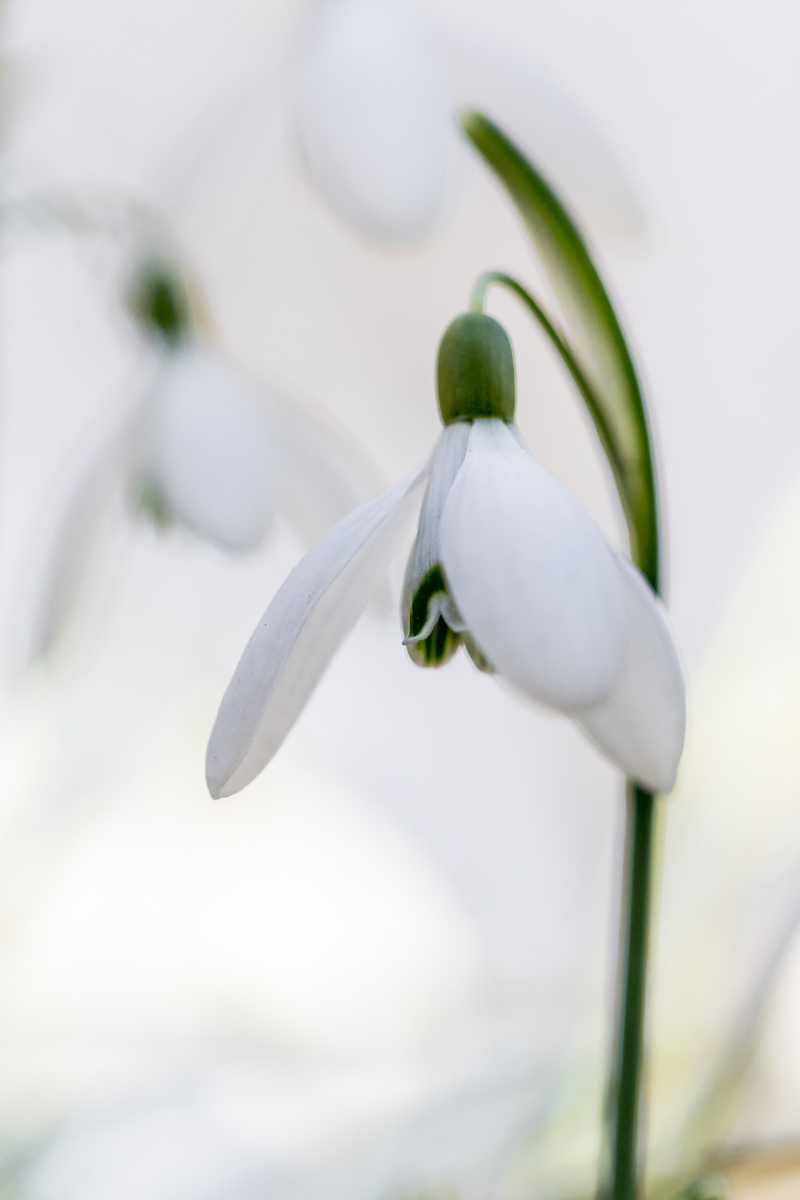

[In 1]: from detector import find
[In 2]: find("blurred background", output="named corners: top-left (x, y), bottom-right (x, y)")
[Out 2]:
top-left (1, 0), bottom-right (800, 1197)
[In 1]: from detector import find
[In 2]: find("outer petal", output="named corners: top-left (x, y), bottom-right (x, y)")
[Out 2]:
top-left (141, 345), bottom-right (276, 553)
top-left (293, 0), bottom-right (451, 241)
top-left (574, 554), bottom-right (686, 792)
top-left (440, 420), bottom-right (627, 710)
top-left (207, 464), bottom-right (429, 798)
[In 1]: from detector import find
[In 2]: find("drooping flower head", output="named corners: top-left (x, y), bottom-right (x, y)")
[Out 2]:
top-left (27, 254), bottom-right (382, 660)
top-left (125, 256), bottom-right (280, 551)
top-left (291, 0), bottom-right (644, 241)
top-left (206, 312), bottom-right (685, 799)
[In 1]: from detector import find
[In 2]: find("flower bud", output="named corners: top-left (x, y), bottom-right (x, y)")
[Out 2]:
top-left (436, 313), bottom-right (516, 425)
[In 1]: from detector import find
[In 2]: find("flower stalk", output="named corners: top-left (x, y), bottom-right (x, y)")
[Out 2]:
top-left (474, 267), bottom-right (663, 1200)
top-left (461, 116), bottom-right (674, 1199)
top-left (607, 783), bottom-right (658, 1200)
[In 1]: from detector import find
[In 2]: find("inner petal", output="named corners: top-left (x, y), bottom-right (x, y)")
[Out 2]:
top-left (402, 421), bottom-right (471, 625)
top-left (404, 581), bottom-right (467, 644)
top-left (403, 563), bottom-right (464, 668)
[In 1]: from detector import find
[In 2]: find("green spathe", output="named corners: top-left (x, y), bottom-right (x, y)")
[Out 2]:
top-left (127, 260), bottom-right (191, 347)
top-left (437, 313), bottom-right (515, 425)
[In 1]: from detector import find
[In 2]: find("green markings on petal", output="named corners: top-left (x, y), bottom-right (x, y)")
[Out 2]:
top-left (127, 259), bottom-right (192, 348)
top-left (134, 476), bottom-right (174, 530)
top-left (463, 633), bottom-right (495, 674)
top-left (408, 565), bottom-right (446, 637)
top-left (437, 313), bottom-right (516, 426)
top-left (405, 564), bottom-right (462, 668)
top-left (460, 111), bottom-right (660, 592)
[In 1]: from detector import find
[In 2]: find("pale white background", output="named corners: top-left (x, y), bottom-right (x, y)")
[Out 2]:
top-left (1, 2), bottom-right (800, 1198)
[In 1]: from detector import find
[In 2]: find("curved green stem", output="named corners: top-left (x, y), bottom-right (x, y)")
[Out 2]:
top-left (472, 267), bottom-right (660, 1200)
top-left (471, 271), bottom-right (621, 525)
top-left (462, 112), bottom-right (659, 591)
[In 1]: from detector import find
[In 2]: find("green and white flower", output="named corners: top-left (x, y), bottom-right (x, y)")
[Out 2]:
top-left (207, 312), bottom-right (684, 799)
top-left (28, 259), bottom-right (379, 658)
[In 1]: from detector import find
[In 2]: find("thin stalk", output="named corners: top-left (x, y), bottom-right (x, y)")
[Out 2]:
top-left (473, 268), bottom-right (662, 1199)
top-left (469, 272), bottom-right (622, 544)
top-left (607, 784), bottom-right (658, 1200)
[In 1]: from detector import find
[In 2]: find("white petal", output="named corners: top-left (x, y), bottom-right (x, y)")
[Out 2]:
top-left (141, 345), bottom-right (276, 553)
top-left (575, 554), bottom-right (686, 792)
top-left (440, 420), bottom-right (627, 709)
top-left (26, 424), bottom-right (131, 662)
top-left (293, 0), bottom-right (452, 241)
top-left (206, 464), bottom-right (429, 798)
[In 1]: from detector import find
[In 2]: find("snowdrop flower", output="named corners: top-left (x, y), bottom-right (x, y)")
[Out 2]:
top-left (207, 311), bottom-right (685, 799)
top-left (289, 0), bottom-right (643, 241)
top-left (29, 258), bottom-right (381, 658)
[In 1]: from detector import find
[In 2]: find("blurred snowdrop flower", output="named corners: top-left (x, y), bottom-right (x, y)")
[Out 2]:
top-left (638, 472), bottom-right (800, 1167)
top-left (30, 257), bottom-right (382, 659)
top-left (207, 312), bottom-right (684, 799)
top-left (133, 343), bottom-right (278, 553)
top-left (293, 0), bottom-right (451, 241)
top-left (290, 0), bottom-right (643, 242)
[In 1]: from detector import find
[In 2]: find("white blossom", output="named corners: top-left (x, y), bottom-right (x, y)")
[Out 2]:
top-left (291, 0), bottom-right (644, 241)
top-left (207, 415), bottom-right (684, 799)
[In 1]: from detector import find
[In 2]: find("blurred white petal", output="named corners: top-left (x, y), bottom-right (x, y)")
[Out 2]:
top-left (440, 419), bottom-right (627, 709)
top-left (142, 345), bottom-right (386, 560)
top-left (140, 345), bottom-right (276, 553)
top-left (24, 1098), bottom-right (254, 1200)
top-left (647, 474), bottom-right (800, 1157)
top-left (26, 429), bottom-right (131, 663)
top-left (268, 388), bottom-right (386, 548)
top-left (293, 0), bottom-right (452, 241)
top-left (207, 464), bottom-right (429, 798)
top-left (437, 24), bottom-right (645, 236)
top-left (575, 554), bottom-right (686, 792)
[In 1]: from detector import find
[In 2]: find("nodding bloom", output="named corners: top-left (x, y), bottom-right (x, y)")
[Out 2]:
top-left (29, 259), bottom-right (378, 659)
top-left (206, 312), bottom-right (685, 799)
top-left (126, 261), bottom-right (377, 555)
top-left (291, 0), bottom-right (644, 241)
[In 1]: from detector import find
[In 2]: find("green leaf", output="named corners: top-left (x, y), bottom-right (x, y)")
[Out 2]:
top-left (461, 111), bottom-right (660, 592)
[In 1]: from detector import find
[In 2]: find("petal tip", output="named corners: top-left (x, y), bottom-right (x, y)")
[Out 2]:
top-left (205, 769), bottom-right (225, 801)
top-left (205, 745), bottom-right (236, 800)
